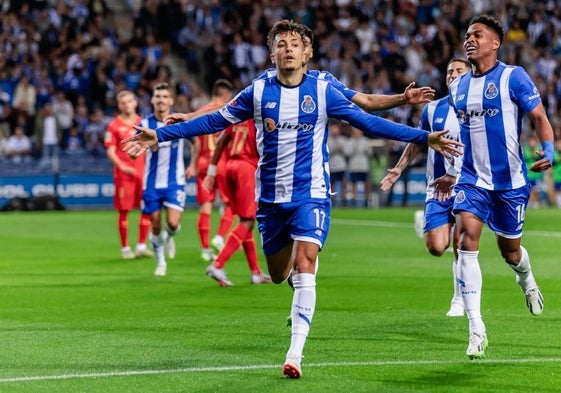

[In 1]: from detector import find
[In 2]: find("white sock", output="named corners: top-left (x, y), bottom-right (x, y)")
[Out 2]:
top-left (451, 259), bottom-right (463, 305)
top-left (135, 243), bottom-right (147, 252)
top-left (287, 273), bottom-right (316, 360)
top-left (457, 249), bottom-right (485, 334)
top-left (150, 233), bottom-right (166, 265)
top-left (510, 246), bottom-right (537, 291)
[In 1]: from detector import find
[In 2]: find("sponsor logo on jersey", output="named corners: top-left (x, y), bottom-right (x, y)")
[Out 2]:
top-left (265, 102), bottom-right (277, 109)
top-left (263, 118), bottom-right (315, 132)
top-left (301, 95), bottom-right (316, 113)
top-left (456, 108), bottom-right (500, 123)
top-left (435, 117), bottom-right (444, 124)
top-left (484, 82), bottom-right (498, 99)
top-left (528, 87), bottom-right (540, 101)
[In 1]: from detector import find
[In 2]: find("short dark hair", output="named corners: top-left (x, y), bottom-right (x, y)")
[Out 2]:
top-left (266, 20), bottom-right (305, 52)
top-left (211, 78), bottom-right (234, 97)
top-left (469, 15), bottom-right (504, 44)
top-left (448, 57), bottom-right (472, 69)
top-left (153, 82), bottom-right (173, 97)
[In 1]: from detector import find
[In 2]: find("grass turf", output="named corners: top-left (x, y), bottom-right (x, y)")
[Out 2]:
top-left (0, 207), bottom-right (560, 392)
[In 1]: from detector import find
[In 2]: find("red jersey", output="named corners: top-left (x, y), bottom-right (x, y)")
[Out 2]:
top-left (226, 119), bottom-right (258, 167)
top-left (104, 115), bottom-right (144, 179)
top-left (195, 102), bottom-right (225, 173)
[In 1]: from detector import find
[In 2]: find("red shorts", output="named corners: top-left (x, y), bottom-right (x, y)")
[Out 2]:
top-left (196, 157), bottom-right (231, 205)
top-left (226, 159), bottom-right (257, 219)
top-left (114, 175), bottom-right (143, 211)
top-left (196, 172), bottom-right (216, 204)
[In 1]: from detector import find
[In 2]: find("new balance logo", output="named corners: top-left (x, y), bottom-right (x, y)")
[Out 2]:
top-left (265, 102), bottom-right (277, 109)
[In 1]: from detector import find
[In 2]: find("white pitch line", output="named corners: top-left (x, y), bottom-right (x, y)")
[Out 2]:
top-left (2, 358), bottom-right (561, 384)
top-left (331, 218), bottom-right (561, 237)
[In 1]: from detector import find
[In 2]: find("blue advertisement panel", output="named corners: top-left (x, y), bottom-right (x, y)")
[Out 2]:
top-left (0, 175), bottom-right (50, 203)
top-left (0, 175), bottom-right (198, 210)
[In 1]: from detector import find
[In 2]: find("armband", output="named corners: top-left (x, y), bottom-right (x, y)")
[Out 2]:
top-left (542, 141), bottom-right (554, 165)
top-left (207, 164), bottom-right (217, 177)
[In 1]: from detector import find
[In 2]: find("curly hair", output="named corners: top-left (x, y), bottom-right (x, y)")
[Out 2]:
top-left (469, 15), bottom-right (504, 44)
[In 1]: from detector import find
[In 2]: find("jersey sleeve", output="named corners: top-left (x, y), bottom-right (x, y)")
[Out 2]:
top-left (510, 66), bottom-right (541, 113)
top-left (325, 84), bottom-right (428, 144)
top-left (322, 71), bottom-right (358, 101)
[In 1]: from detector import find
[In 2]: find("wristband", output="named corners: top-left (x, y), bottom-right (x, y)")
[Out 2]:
top-left (207, 164), bottom-right (217, 176)
top-left (541, 141), bottom-right (554, 165)
top-left (445, 158), bottom-right (458, 177)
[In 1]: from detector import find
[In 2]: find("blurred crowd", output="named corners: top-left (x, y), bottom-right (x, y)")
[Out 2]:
top-left (0, 0), bottom-right (560, 205)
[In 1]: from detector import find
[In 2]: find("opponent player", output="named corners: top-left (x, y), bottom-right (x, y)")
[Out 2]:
top-left (202, 119), bottom-right (272, 286)
top-left (193, 79), bottom-right (236, 262)
top-left (104, 89), bottom-right (152, 259)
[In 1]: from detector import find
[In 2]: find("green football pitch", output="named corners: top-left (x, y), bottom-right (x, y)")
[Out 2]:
top-left (1, 207), bottom-right (560, 392)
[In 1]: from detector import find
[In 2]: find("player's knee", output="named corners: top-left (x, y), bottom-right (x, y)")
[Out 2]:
top-left (426, 239), bottom-right (447, 257)
top-left (427, 246), bottom-right (445, 257)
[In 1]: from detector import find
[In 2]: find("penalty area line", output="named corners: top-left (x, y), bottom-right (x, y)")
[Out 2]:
top-left (2, 358), bottom-right (561, 383)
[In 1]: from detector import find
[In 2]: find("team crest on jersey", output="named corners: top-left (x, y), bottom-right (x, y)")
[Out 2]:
top-left (484, 82), bottom-right (498, 99)
top-left (301, 95), bottom-right (316, 113)
top-left (455, 190), bottom-right (465, 204)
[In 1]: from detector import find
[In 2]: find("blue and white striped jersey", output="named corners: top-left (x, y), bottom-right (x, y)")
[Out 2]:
top-left (157, 74), bottom-right (428, 203)
top-left (419, 96), bottom-right (462, 200)
top-left (449, 61), bottom-right (541, 190)
top-left (141, 114), bottom-right (186, 190)
top-left (257, 68), bottom-right (358, 101)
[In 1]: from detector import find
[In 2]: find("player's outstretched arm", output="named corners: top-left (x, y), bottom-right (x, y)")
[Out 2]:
top-left (122, 124), bottom-right (158, 157)
top-left (164, 105), bottom-right (222, 125)
top-left (427, 130), bottom-right (463, 159)
top-left (403, 82), bottom-right (436, 105)
top-left (380, 143), bottom-right (422, 191)
top-left (352, 82), bottom-right (435, 112)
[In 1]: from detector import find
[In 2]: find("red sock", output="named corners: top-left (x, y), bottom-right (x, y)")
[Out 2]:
top-left (138, 213), bottom-right (151, 244)
top-left (242, 230), bottom-right (260, 275)
top-left (217, 205), bottom-right (235, 237)
top-left (198, 212), bottom-right (211, 248)
top-left (214, 223), bottom-right (249, 269)
top-left (118, 210), bottom-right (128, 247)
